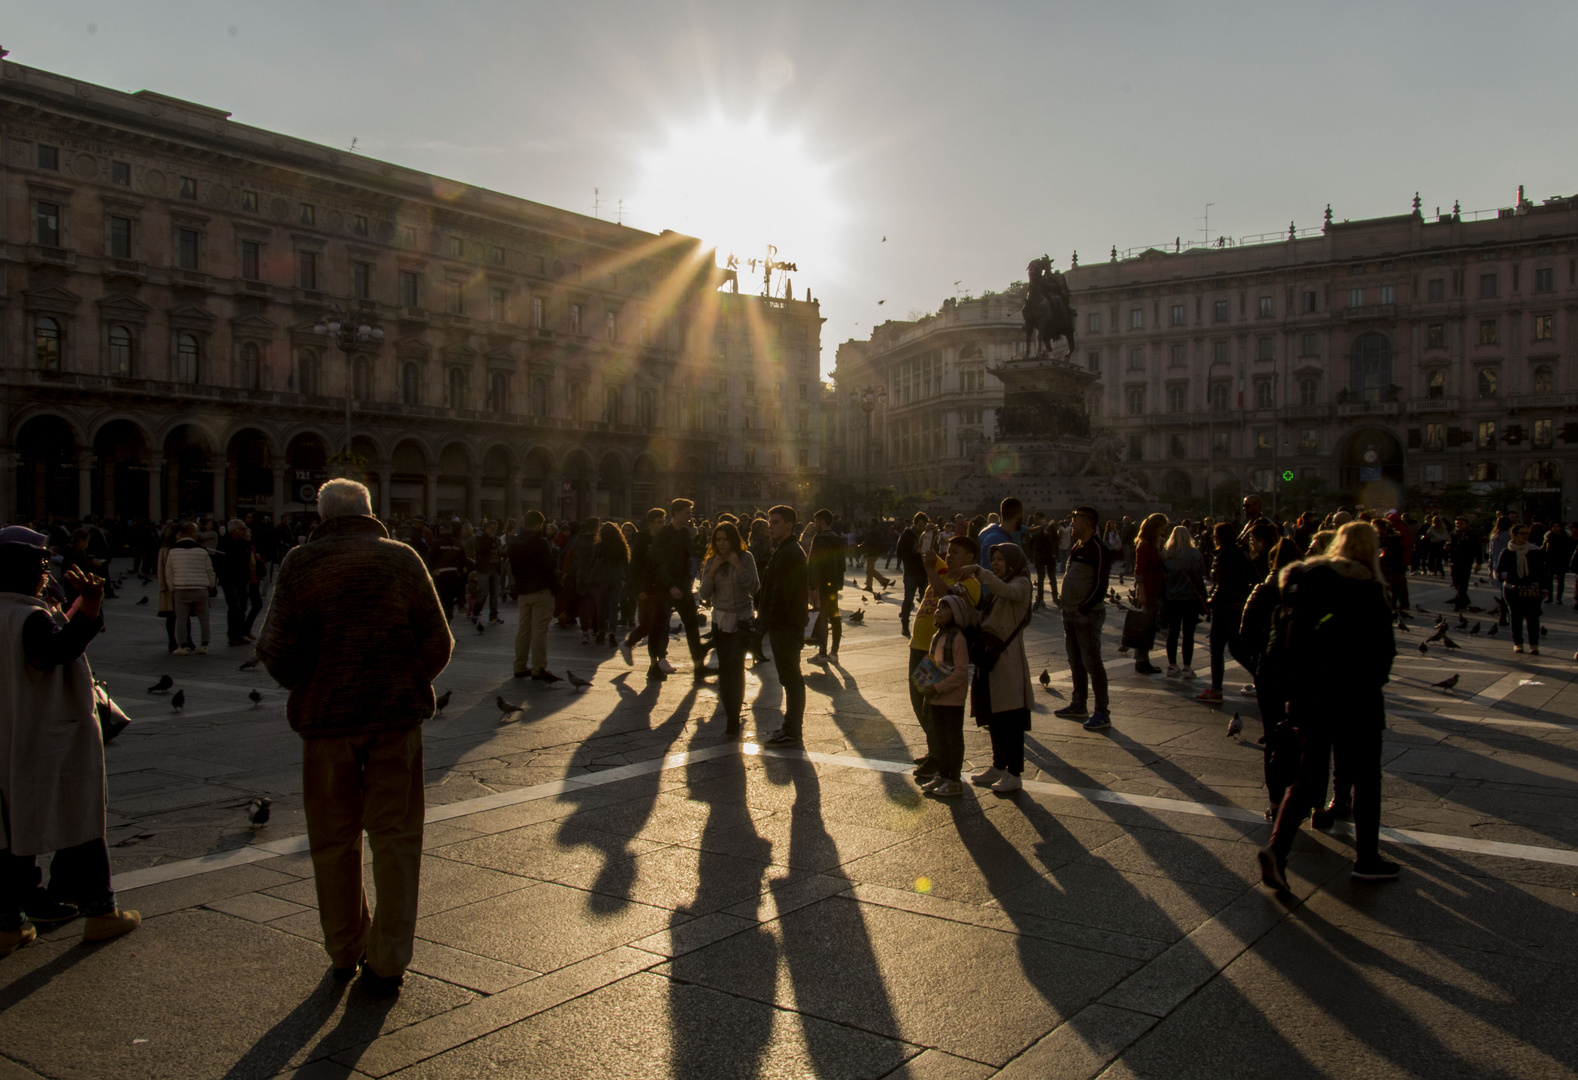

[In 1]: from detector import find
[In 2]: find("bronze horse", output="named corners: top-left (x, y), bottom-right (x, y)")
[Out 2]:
top-left (1022, 256), bottom-right (1076, 357)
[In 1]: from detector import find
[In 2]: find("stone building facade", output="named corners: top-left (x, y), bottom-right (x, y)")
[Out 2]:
top-left (1, 57), bottom-right (825, 525)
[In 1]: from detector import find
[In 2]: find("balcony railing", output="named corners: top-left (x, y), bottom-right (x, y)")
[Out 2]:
top-left (1508, 391), bottom-right (1578, 410)
top-left (1278, 404), bottom-right (1333, 420)
top-left (1407, 396), bottom-right (1463, 414)
top-left (1342, 303), bottom-right (1397, 322)
top-left (1336, 400), bottom-right (1400, 417)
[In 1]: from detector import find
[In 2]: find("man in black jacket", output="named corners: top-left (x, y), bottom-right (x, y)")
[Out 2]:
top-left (808, 509), bottom-right (846, 662)
top-left (508, 511), bottom-right (561, 680)
top-left (216, 519), bottom-right (257, 647)
top-left (1447, 516), bottom-right (1483, 612)
top-left (620, 508), bottom-right (666, 666)
top-left (897, 512), bottom-right (927, 638)
top-left (760, 505), bottom-right (808, 745)
top-left (1053, 505), bottom-right (1114, 729)
top-left (648, 498), bottom-right (708, 682)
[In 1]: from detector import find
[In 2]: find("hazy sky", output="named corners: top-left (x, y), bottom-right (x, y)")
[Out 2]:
top-left (11, 1), bottom-right (1578, 373)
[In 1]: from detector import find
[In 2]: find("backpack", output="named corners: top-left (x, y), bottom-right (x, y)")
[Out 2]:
top-left (1259, 565), bottom-right (1345, 702)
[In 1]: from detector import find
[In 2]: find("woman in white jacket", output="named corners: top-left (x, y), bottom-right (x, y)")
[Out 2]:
top-left (164, 522), bottom-right (217, 654)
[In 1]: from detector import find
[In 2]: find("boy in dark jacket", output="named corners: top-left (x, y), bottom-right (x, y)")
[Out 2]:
top-left (760, 505), bottom-right (808, 745)
top-left (808, 509), bottom-right (846, 662)
top-left (507, 511), bottom-right (561, 680)
top-left (648, 498), bottom-right (708, 682)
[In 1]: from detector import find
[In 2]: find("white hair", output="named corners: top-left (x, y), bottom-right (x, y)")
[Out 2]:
top-left (317, 478), bottom-right (373, 519)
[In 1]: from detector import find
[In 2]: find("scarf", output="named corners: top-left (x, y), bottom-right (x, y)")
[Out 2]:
top-left (1508, 540), bottom-right (1531, 580)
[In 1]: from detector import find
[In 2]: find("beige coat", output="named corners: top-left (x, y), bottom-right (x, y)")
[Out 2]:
top-left (974, 568), bottom-right (1035, 718)
top-left (0, 594), bottom-right (105, 854)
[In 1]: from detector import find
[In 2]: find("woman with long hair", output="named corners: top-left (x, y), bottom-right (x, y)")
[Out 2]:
top-left (1259, 521), bottom-right (1398, 889)
top-left (1130, 513), bottom-right (1169, 675)
top-left (698, 520), bottom-right (760, 739)
top-left (590, 522), bottom-right (630, 648)
top-left (1161, 525), bottom-right (1206, 679)
top-left (965, 543), bottom-right (1036, 793)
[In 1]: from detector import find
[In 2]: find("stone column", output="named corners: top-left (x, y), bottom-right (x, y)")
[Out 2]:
top-left (504, 472), bottom-right (519, 521)
top-left (378, 466), bottom-right (392, 520)
top-left (271, 463), bottom-right (287, 519)
top-left (469, 469), bottom-right (483, 523)
top-left (425, 470), bottom-right (440, 520)
top-left (77, 451), bottom-right (96, 519)
top-left (211, 457), bottom-right (228, 521)
top-left (0, 451), bottom-right (18, 523)
top-left (147, 455), bottom-right (166, 522)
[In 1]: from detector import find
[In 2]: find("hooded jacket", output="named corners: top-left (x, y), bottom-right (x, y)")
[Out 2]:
top-left (1274, 555), bottom-right (1395, 718)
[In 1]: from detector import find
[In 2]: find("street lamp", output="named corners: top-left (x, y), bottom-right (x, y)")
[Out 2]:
top-left (847, 384), bottom-right (887, 509)
top-left (313, 308), bottom-right (385, 455)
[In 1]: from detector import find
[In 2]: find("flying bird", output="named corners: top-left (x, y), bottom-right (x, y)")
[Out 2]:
top-left (877, 299), bottom-right (886, 305)
top-left (1432, 673), bottom-right (1460, 692)
top-left (147, 675), bottom-right (173, 694)
top-left (1470, 622), bottom-right (1482, 636)
top-left (567, 670), bottom-right (593, 692)
top-left (1039, 668), bottom-right (1051, 690)
top-left (882, 235), bottom-right (887, 242)
top-left (239, 656), bottom-right (260, 670)
top-left (1226, 712), bottom-right (1243, 738)
top-left (248, 689), bottom-right (263, 707)
top-left (245, 797), bottom-right (271, 827)
top-left (171, 689), bottom-right (186, 711)
top-left (136, 595), bottom-right (149, 606)
top-left (496, 695), bottom-right (521, 719)
top-left (434, 689), bottom-right (452, 712)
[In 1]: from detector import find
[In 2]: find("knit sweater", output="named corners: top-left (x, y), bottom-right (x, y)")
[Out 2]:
top-left (164, 540), bottom-right (216, 591)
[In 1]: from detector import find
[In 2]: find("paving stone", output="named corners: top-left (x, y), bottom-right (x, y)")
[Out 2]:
top-left (406, 938), bottom-right (539, 995)
top-left (992, 861), bottom-right (1244, 946)
top-left (995, 1003), bottom-right (1158, 1080)
top-left (206, 891), bottom-right (311, 924)
top-left (262, 851), bottom-right (534, 916)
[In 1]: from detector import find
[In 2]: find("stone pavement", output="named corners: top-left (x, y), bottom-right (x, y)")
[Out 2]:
top-left (3, 566), bottom-right (1578, 1079)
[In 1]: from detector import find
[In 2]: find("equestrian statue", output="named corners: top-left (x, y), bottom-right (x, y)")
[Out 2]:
top-left (1022, 255), bottom-right (1076, 358)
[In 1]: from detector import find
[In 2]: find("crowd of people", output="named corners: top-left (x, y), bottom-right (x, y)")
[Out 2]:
top-left (0, 482), bottom-right (1561, 993)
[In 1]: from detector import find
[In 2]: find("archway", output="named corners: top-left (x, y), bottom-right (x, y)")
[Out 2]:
top-left (561, 450), bottom-right (592, 521)
top-left (1338, 428), bottom-right (1404, 489)
top-left (520, 447), bottom-right (553, 516)
top-left (285, 432), bottom-right (328, 510)
top-left (228, 428), bottom-right (274, 515)
top-left (163, 425), bottom-right (216, 520)
top-left (15, 415), bottom-right (78, 521)
top-left (93, 420), bottom-right (150, 521)
top-left (597, 452), bottom-right (626, 519)
top-left (481, 445), bottom-right (513, 521)
top-left (389, 440), bottom-right (428, 520)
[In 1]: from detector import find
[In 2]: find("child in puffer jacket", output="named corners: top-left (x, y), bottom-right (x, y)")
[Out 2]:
top-left (918, 592), bottom-right (973, 797)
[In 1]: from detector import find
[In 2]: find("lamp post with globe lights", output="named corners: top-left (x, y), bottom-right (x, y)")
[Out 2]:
top-left (312, 308), bottom-right (384, 458)
top-left (848, 384), bottom-right (887, 510)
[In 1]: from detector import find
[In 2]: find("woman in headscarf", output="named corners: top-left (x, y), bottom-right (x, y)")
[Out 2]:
top-left (964, 543), bottom-right (1036, 793)
top-left (0, 528), bottom-right (140, 955)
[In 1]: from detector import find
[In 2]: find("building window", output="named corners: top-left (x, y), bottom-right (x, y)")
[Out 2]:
top-left (353, 215), bottom-right (368, 237)
top-left (1478, 319), bottom-right (1499, 345)
top-left (1349, 331), bottom-right (1392, 404)
top-left (1255, 381), bottom-right (1275, 409)
top-left (176, 333), bottom-right (200, 383)
top-left (529, 378), bottom-right (547, 418)
top-left (1087, 351), bottom-right (1100, 373)
top-left (1425, 423), bottom-right (1444, 450)
top-left (1212, 430), bottom-right (1229, 456)
top-left (112, 161), bottom-right (131, 186)
top-left (1258, 296), bottom-right (1272, 317)
top-left (1534, 418), bottom-right (1554, 448)
top-left (1126, 387), bottom-right (1145, 415)
top-left (1534, 364), bottom-right (1555, 394)
top-left (298, 251), bottom-right (318, 289)
top-left (1129, 308), bottom-right (1143, 329)
top-left (448, 367), bottom-right (468, 410)
top-left (1427, 278), bottom-right (1445, 301)
top-left (1256, 336), bottom-right (1274, 361)
top-left (1535, 267), bottom-right (1555, 293)
top-left (1088, 312), bottom-right (1101, 332)
top-left (1426, 323), bottom-right (1445, 348)
top-left (568, 382), bottom-right (585, 420)
top-left (1476, 368), bottom-right (1498, 398)
top-left (446, 236), bottom-right (463, 257)
top-left (108, 216), bottom-right (132, 259)
top-left (1300, 333), bottom-right (1318, 357)
top-left (400, 271), bottom-right (420, 308)
top-left (1348, 287), bottom-right (1364, 308)
top-left (1476, 420), bottom-right (1497, 449)
top-left (352, 356), bottom-right (370, 400)
top-left (605, 310), bottom-right (617, 341)
top-left (401, 363), bottom-right (420, 406)
top-left (1379, 285), bottom-right (1395, 304)
top-left (1168, 433), bottom-right (1187, 459)
top-left (35, 202), bottom-right (61, 246)
top-left (1128, 435), bottom-right (1144, 462)
top-left (353, 261), bottom-right (371, 300)
top-left (1300, 377), bottom-right (1318, 406)
top-left (489, 245), bottom-right (505, 266)
top-left (35, 316), bottom-right (62, 372)
top-left (300, 204), bottom-right (316, 226)
top-left (1468, 462), bottom-right (1501, 483)
top-left (1213, 299), bottom-right (1228, 322)
top-left (108, 325), bottom-right (133, 376)
top-left (32, 143), bottom-right (56, 169)
top-left (241, 189), bottom-right (257, 212)
top-left (240, 240), bottom-right (261, 281)
top-left (1299, 429), bottom-right (1317, 455)
top-left (1254, 429), bottom-right (1273, 457)
top-left (1534, 314), bottom-right (1555, 341)
top-left (175, 228), bottom-right (200, 271)
top-left (1480, 273), bottom-right (1498, 299)
top-left (1212, 340), bottom-right (1229, 364)
top-left (1252, 468), bottom-right (1274, 492)
top-left (402, 226), bottom-right (417, 247)
top-left (601, 386), bottom-right (621, 423)
top-left (570, 304), bottom-right (583, 335)
top-left (445, 282), bottom-right (465, 315)
top-left (1167, 384), bottom-right (1187, 413)
top-left (1209, 382), bottom-right (1229, 412)
top-left (637, 389), bottom-right (656, 429)
top-left (533, 297), bottom-right (546, 329)
top-left (1171, 304), bottom-right (1185, 326)
top-left (485, 287), bottom-right (506, 323)
top-left (1302, 290), bottom-right (1318, 312)
top-left (1128, 347), bottom-right (1145, 372)
top-left (798, 448), bottom-right (810, 467)
top-left (241, 341), bottom-right (261, 390)
top-left (297, 349), bottom-right (320, 395)
top-left (179, 176), bottom-right (197, 200)
top-left (1428, 370), bottom-right (1445, 399)
top-left (1170, 343), bottom-right (1186, 366)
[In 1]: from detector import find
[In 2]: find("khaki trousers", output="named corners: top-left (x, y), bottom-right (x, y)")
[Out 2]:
top-left (302, 726), bottom-right (424, 978)
top-left (514, 588), bottom-right (554, 675)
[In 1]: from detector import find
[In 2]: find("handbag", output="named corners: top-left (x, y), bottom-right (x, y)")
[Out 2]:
top-left (1120, 604), bottom-right (1157, 650)
top-left (93, 679), bottom-right (131, 744)
top-left (911, 630), bottom-right (958, 693)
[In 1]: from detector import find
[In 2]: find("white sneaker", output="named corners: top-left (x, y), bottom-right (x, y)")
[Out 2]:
top-left (928, 779), bottom-right (964, 798)
top-left (1181, 668), bottom-right (1197, 680)
top-left (657, 658), bottom-right (676, 674)
top-left (172, 647), bottom-right (192, 656)
top-left (991, 773), bottom-right (1023, 793)
top-left (1166, 665), bottom-right (1180, 678)
top-left (196, 645), bottom-right (208, 655)
top-left (970, 767), bottom-right (1003, 787)
top-left (919, 775), bottom-right (945, 792)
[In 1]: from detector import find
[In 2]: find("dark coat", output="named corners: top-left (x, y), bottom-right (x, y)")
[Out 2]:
top-left (808, 530), bottom-right (845, 593)
top-left (649, 523), bottom-right (692, 594)
top-left (759, 537), bottom-right (808, 630)
top-left (256, 515), bottom-right (453, 739)
top-left (1276, 556), bottom-right (1395, 726)
top-left (507, 530), bottom-right (561, 596)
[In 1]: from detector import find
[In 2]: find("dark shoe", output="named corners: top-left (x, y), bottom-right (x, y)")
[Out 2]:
top-left (1352, 857), bottom-right (1401, 881)
top-left (513, 670), bottom-right (531, 679)
top-left (1257, 846), bottom-right (1290, 892)
top-left (1310, 809), bottom-right (1335, 830)
top-left (534, 670), bottom-right (563, 684)
top-left (764, 731), bottom-right (801, 747)
top-left (1323, 801), bottom-right (1353, 822)
top-left (724, 723), bottom-right (742, 740)
top-left (359, 964), bottom-right (404, 997)
top-left (647, 665), bottom-right (667, 682)
top-left (912, 755), bottom-right (929, 766)
top-left (899, 622), bottom-right (910, 638)
top-left (23, 894), bottom-right (77, 925)
top-left (331, 962), bottom-right (359, 984)
top-left (1053, 703), bottom-right (1089, 720)
top-left (692, 666), bottom-right (718, 683)
top-left (913, 765), bottom-right (939, 783)
top-left (1135, 661), bottom-right (1162, 675)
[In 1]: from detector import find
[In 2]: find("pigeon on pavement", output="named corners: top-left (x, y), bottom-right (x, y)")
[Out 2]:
top-left (239, 656), bottom-right (260, 670)
top-left (1443, 636), bottom-right (1460, 650)
top-left (496, 695), bottom-right (521, 720)
top-left (171, 689), bottom-right (186, 711)
top-left (1470, 622), bottom-right (1482, 635)
top-left (1432, 673), bottom-right (1460, 692)
top-left (136, 595), bottom-right (149, 606)
top-left (248, 689), bottom-right (263, 707)
top-left (246, 797), bottom-right (271, 827)
top-left (434, 689), bottom-right (452, 712)
top-left (147, 675), bottom-right (173, 694)
top-left (1039, 668), bottom-right (1051, 690)
top-left (1226, 712), bottom-right (1243, 738)
top-left (1417, 642), bottom-right (1429, 655)
top-left (567, 671), bottom-right (593, 692)
top-left (1488, 623), bottom-right (1499, 637)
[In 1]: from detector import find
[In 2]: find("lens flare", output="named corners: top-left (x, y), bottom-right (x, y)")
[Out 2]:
top-left (914, 876), bottom-right (932, 894)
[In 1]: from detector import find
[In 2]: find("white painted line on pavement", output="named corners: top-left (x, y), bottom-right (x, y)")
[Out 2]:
top-left (1473, 673), bottom-right (1532, 706)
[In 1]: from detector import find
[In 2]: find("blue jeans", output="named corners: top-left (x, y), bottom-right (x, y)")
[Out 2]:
top-left (477, 569), bottom-right (502, 619)
top-left (901, 572), bottom-right (925, 622)
top-left (595, 582), bottom-right (623, 638)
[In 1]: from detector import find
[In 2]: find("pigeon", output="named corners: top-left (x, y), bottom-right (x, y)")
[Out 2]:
top-left (1424, 625), bottom-right (1446, 643)
top-left (1432, 673), bottom-right (1460, 692)
top-left (171, 689), bottom-right (186, 711)
top-left (239, 656), bottom-right (260, 671)
top-left (147, 675), bottom-right (173, 694)
top-left (496, 695), bottom-right (522, 719)
top-left (567, 670), bottom-right (592, 692)
top-left (1417, 642), bottom-right (1430, 655)
top-left (1039, 668), bottom-right (1051, 690)
top-left (1487, 622), bottom-right (1499, 637)
top-left (1416, 606), bottom-right (1430, 615)
top-left (847, 609), bottom-right (865, 625)
top-left (1442, 636), bottom-right (1460, 651)
top-left (1541, 625), bottom-right (1549, 637)
top-left (1226, 712), bottom-right (1243, 738)
top-left (1470, 622), bottom-right (1482, 636)
top-left (136, 595), bottom-right (149, 606)
top-left (434, 689), bottom-right (452, 712)
top-left (1467, 605), bottom-right (1483, 613)
top-left (861, 595), bottom-right (869, 605)
top-left (245, 797), bottom-right (271, 827)
top-left (1457, 613), bottom-right (1468, 629)
top-left (1396, 619), bottom-right (1410, 633)
top-left (248, 689), bottom-right (263, 707)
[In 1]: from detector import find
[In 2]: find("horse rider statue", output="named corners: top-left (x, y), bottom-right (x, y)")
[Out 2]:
top-left (1022, 255), bottom-right (1077, 358)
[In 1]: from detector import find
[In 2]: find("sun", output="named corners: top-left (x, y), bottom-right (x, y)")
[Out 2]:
top-left (634, 116), bottom-right (839, 291)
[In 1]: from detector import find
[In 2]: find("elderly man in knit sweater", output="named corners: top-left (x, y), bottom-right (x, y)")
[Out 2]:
top-left (164, 522), bottom-right (217, 655)
top-left (256, 478), bottom-right (453, 996)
